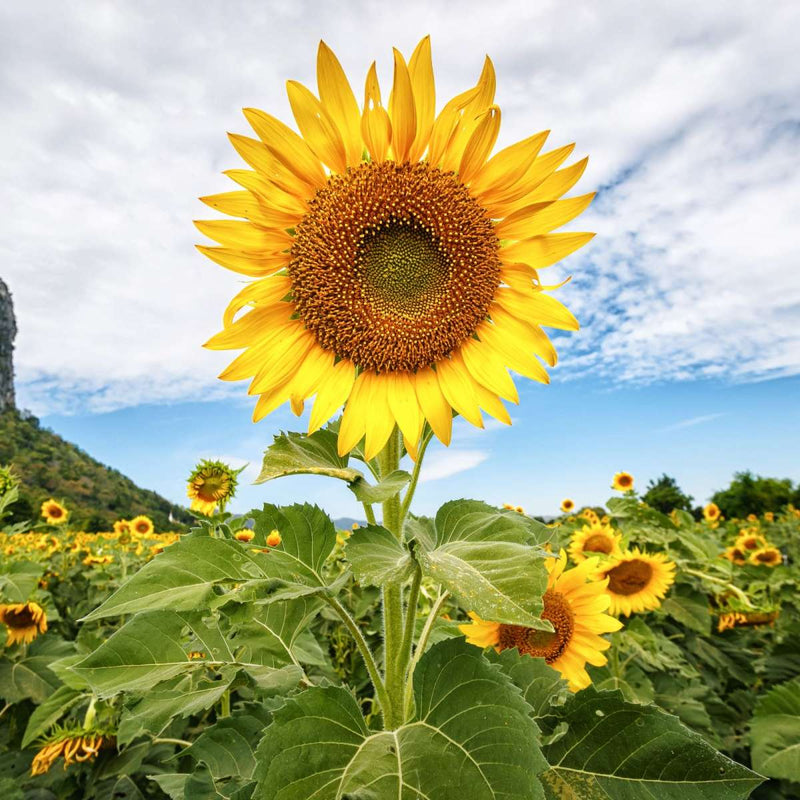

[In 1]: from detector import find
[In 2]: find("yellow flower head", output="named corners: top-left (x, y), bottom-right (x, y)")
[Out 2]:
top-left (198, 38), bottom-right (594, 460)
top-left (560, 498), bottom-right (575, 514)
top-left (764, 511), bottom-right (775, 522)
top-left (266, 529), bottom-right (282, 547)
top-left (703, 502), bottom-right (721, 522)
top-left (82, 554), bottom-right (114, 567)
top-left (113, 519), bottom-right (131, 536)
top-left (130, 515), bottom-right (154, 536)
top-left (459, 551), bottom-right (622, 692)
top-left (722, 545), bottom-right (747, 565)
top-left (30, 731), bottom-right (110, 776)
top-left (568, 522), bottom-right (622, 564)
top-left (187, 459), bottom-right (240, 515)
top-left (598, 548), bottom-right (676, 617)
top-left (611, 472), bottom-right (634, 492)
top-left (0, 601), bottom-right (48, 646)
top-left (235, 529), bottom-right (254, 543)
top-left (735, 532), bottom-right (766, 552)
top-left (41, 499), bottom-right (68, 525)
top-left (749, 547), bottom-right (782, 567)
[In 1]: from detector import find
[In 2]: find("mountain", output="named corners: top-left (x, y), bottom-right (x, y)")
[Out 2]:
top-left (0, 408), bottom-right (192, 531)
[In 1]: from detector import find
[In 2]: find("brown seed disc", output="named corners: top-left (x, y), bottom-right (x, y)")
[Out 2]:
top-left (5, 606), bottom-right (35, 629)
top-left (289, 161), bottom-right (501, 372)
top-left (607, 559), bottom-right (653, 596)
top-left (497, 590), bottom-right (575, 663)
top-left (582, 533), bottom-right (614, 554)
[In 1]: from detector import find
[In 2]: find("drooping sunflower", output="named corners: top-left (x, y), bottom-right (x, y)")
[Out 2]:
top-left (130, 515), bottom-right (154, 536)
top-left (560, 498), bottom-right (575, 514)
top-left (598, 548), bottom-right (676, 616)
top-left (568, 522), bottom-right (622, 563)
top-left (717, 609), bottom-right (779, 633)
top-left (749, 547), bottom-right (782, 567)
top-left (703, 502), bottom-right (721, 522)
top-left (41, 499), bottom-right (68, 525)
top-left (198, 38), bottom-right (594, 459)
top-left (611, 471), bottom-right (634, 492)
top-left (0, 601), bottom-right (48, 646)
top-left (187, 459), bottom-right (240, 515)
top-left (459, 551), bottom-right (622, 691)
top-left (30, 731), bottom-right (111, 776)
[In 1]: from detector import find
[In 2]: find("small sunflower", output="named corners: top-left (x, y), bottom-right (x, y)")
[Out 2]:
top-left (199, 38), bottom-right (594, 459)
top-left (736, 532), bottom-right (766, 552)
top-left (722, 545), bottom-right (747, 565)
top-left (611, 471), bottom-right (634, 492)
top-left (717, 609), bottom-right (778, 633)
top-left (266, 529), bottom-right (282, 547)
top-left (568, 522), bottom-right (622, 564)
top-left (460, 551), bottom-right (622, 692)
top-left (598, 548), bottom-right (676, 616)
top-left (187, 459), bottom-right (240, 515)
top-left (235, 529), bottom-right (254, 543)
top-left (130, 515), bottom-right (154, 536)
top-left (41, 499), bottom-right (68, 525)
top-left (82, 554), bottom-right (113, 567)
top-left (113, 519), bottom-right (131, 536)
top-left (749, 547), bottom-right (782, 567)
top-left (764, 511), bottom-right (775, 522)
top-left (560, 498), bottom-right (575, 514)
top-left (30, 731), bottom-right (111, 776)
top-left (703, 502), bottom-right (721, 522)
top-left (0, 601), bottom-right (48, 646)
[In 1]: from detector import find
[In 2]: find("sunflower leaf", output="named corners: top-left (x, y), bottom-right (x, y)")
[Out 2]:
top-left (750, 677), bottom-right (800, 781)
top-left (343, 524), bottom-right (415, 585)
top-left (21, 684), bottom-right (84, 748)
top-left (0, 561), bottom-right (44, 603)
top-left (487, 648), bottom-right (568, 717)
top-left (347, 469), bottom-right (411, 503)
top-left (181, 713), bottom-right (268, 780)
top-left (255, 429), bottom-right (362, 484)
top-left (414, 499), bottom-right (552, 629)
top-left (540, 687), bottom-right (763, 799)
top-left (255, 639), bottom-right (547, 799)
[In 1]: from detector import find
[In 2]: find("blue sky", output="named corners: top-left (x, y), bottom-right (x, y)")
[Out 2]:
top-left (2, 1), bottom-right (799, 519)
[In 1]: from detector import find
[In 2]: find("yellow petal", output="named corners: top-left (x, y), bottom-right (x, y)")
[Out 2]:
top-left (499, 193), bottom-right (595, 240)
top-left (386, 371), bottom-right (423, 446)
top-left (415, 367), bottom-right (453, 446)
top-left (338, 370), bottom-right (371, 455)
top-left (204, 305), bottom-right (293, 350)
top-left (496, 288), bottom-right (579, 331)
top-left (247, 327), bottom-right (315, 394)
top-left (243, 107), bottom-right (327, 189)
top-left (195, 246), bottom-right (291, 278)
top-left (199, 191), bottom-right (266, 222)
top-left (459, 105), bottom-right (501, 184)
top-left (287, 344), bottom-right (335, 402)
top-left (526, 157), bottom-right (589, 203)
top-left (477, 322), bottom-right (550, 384)
top-left (489, 306), bottom-right (558, 367)
top-left (500, 232), bottom-right (595, 269)
top-left (286, 80), bottom-right (347, 173)
top-left (222, 275), bottom-right (292, 327)
top-left (472, 381), bottom-right (512, 425)
top-left (408, 36), bottom-right (435, 162)
top-left (494, 201), bottom-right (553, 239)
top-left (436, 352), bottom-right (483, 428)
top-left (253, 382), bottom-right (292, 422)
top-left (460, 337), bottom-right (518, 402)
top-left (361, 62), bottom-right (392, 163)
top-left (362, 373), bottom-right (395, 461)
top-left (470, 131), bottom-right (549, 198)
top-left (222, 169), bottom-right (309, 218)
top-left (426, 84), bottom-right (480, 168)
top-left (317, 41), bottom-right (363, 167)
top-left (195, 219), bottom-right (292, 251)
top-left (309, 358), bottom-right (356, 434)
top-left (389, 48), bottom-right (416, 163)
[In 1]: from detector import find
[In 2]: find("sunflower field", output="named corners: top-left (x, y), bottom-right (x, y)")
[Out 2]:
top-left (2, 35), bottom-right (799, 800)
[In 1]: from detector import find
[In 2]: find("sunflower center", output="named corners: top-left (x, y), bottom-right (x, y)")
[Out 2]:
top-left (48, 507), bottom-right (63, 518)
top-left (607, 559), bottom-right (653, 595)
top-left (583, 533), bottom-right (613, 554)
top-left (756, 551), bottom-right (775, 563)
top-left (289, 160), bottom-right (501, 372)
top-left (5, 606), bottom-right (34, 629)
top-left (497, 590), bottom-right (574, 664)
top-left (742, 537), bottom-right (758, 550)
top-left (194, 474), bottom-right (230, 502)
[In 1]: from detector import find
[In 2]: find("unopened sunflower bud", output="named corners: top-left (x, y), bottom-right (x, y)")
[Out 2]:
top-left (235, 530), bottom-right (254, 543)
top-left (266, 529), bottom-right (282, 547)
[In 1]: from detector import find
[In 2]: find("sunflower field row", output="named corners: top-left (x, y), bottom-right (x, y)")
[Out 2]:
top-left (1, 450), bottom-right (799, 799)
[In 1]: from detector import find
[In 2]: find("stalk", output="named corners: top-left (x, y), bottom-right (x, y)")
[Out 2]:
top-left (398, 426), bottom-right (435, 529)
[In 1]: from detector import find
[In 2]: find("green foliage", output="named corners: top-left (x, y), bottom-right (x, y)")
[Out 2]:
top-left (750, 678), bottom-right (800, 781)
top-left (642, 473), bottom-right (694, 514)
top-left (712, 471), bottom-right (798, 518)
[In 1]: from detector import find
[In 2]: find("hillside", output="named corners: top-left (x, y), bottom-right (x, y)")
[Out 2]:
top-left (0, 408), bottom-right (191, 531)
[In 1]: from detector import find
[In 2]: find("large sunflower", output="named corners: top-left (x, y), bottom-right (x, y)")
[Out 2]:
top-left (459, 551), bottom-right (622, 691)
top-left (198, 38), bottom-right (593, 459)
top-left (568, 522), bottom-right (622, 563)
top-left (0, 601), bottom-right (48, 646)
top-left (598, 548), bottom-right (676, 616)
top-left (130, 515), bottom-right (154, 536)
top-left (41, 499), bottom-right (68, 525)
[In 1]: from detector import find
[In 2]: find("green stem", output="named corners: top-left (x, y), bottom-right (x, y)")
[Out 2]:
top-left (324, 595), bottom-right (391, 717)
top-left (683, 567), bottom-right (754, 608)
top-left (362, 502), bottom-right (377, 527)
top-left (219, 689), bottom-right (231, 718)
top-left (403, 590), bottom-right (449, 719)
top-left (395, 562), bottom-right (422, 722)
top-left (155, 737), bottom-right (192, 748)
top-left (398, 426), bottom-right (434, 529)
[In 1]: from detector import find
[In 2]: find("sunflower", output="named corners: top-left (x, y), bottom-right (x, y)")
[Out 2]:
top-left (736, 532), bottom-right (766, 552)
top-left (722, 545), bottom-right (747, 565)
top-left (41, 499), bottom-right (68, 525)
top-left (198, 38), bottom-right (593, 460)
top-left (0, 601), bottom-right (48, 646)
top-left (703, 502), bottom-right (721, 522)
top-left (764, 511), bottom-right (774, 522)
top-left (717, 609), bottom-right (778, 633)
top-left (749, 547), bottom-right (782, 567)
top-left (459, 551), bottom-right (622, 691)
top-left (611, 471), bottom-right (634, 492)
top-left (187, 459), bottom-right (240, 515)
top-left (30, 731), bottom-right (111, 776)
top-left (130, 515), bottom-right (154, 536)
top-left (113, 519), bottom-right (131, 536)
top-left (598, 548), bottom-right (676, 616)
top-left (568, 522), bottom-right (622, 563)
top-left (560, 498), bottom-right (575, 514)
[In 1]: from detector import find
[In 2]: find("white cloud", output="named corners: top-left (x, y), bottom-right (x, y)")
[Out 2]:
top-left (659, 413), bottom-right (725, 432)
top-left (1, 1), bottom-right (798, 415)
top-left (420, 449), bottom-right (489, 482)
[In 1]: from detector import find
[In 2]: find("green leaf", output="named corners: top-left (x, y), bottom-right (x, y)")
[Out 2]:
top-left (0, 561), bottom-right (43, 603)
top-left (255, 638), bottom-right (546, 799)
top-left (22, 684), bottom-right (84, 747)
top-left (750, 677), bottom-right (800, 781)
top-left (487, 648), bottom-right (568, 717)
top-left (415, 499), bottom-right (551, 629)
top-left (540, 688), bottom-right (763, 799)
top-left (0, 636), bottom-right (70, 703)
top-left (255, 429), bottom-right (362, 485)
top-left (344, 525), bottom-right (414, 586)
top-left (348, 469), bottom-right (411, 503)
top-left (660, 587), bottom-right (712, 635)
top-left (183, 714), bottom-right (266, 780)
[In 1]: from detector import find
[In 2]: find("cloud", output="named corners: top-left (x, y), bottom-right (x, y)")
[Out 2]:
top-left (1, 1), bottom-right (798, 415)
top-left (658, 413), bottom-right (725, 432)
top-left (420, 449), bottom-right (489, 482)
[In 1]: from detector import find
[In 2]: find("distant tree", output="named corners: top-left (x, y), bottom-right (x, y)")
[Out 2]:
top-left (711, 471), bottom-right (795, 518)
top-left (85, 513), bottom-right (106, 533)
top-left (5, 494), bottom-right (33, 526)
top-left (642, 474), bottom-right (694, 515)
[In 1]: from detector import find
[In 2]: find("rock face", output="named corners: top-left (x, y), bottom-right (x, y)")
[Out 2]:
top-left (0, 277), bottom-right (16, 411)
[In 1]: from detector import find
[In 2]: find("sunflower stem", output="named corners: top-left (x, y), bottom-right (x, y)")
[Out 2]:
top-left (398, 426), bottom-right (434, 530)
top-left (361, 502), bottom-right (377, 527)
top-left (682, 567), bottom-right (755, 608)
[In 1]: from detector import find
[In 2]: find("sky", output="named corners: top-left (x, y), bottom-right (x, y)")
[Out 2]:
top-left (2, 1), bottom-right (799, 519)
